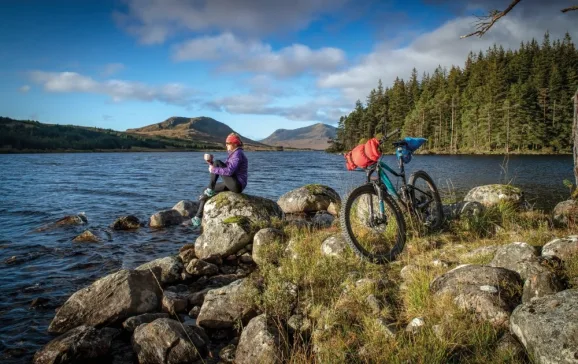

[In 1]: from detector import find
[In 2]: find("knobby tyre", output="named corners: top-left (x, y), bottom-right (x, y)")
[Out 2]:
top-left (408, 170), bottom-right (444, 231)
top-left (340, 184), bottom-right (406, 264)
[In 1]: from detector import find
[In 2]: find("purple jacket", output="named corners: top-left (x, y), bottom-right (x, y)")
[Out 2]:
top-left (212, 148), bottom-right (248, 190)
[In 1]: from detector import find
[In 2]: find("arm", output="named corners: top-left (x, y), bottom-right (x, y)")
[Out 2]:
top-left (212, 152), bottom-right (240, 176)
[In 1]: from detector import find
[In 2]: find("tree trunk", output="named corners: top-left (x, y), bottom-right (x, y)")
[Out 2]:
top-left (572, 89), bottom-right (578, 186)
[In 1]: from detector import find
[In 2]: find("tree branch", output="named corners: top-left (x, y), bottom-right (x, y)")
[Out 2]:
top-left (461, 0), bottom-right (522, 38)
top-left (561, 5), bottom-right (578, 13)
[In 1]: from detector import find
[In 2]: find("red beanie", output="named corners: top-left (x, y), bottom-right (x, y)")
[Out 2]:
top-left (226, 133), bottom-right (242, 146)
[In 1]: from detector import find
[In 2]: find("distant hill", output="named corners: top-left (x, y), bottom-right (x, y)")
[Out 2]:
top-left (261, 123), bottom-right (337, 150)
top-left (0, 116), bottom-right (218, 152)
top-left (127, 116), bottom-right (269, 149)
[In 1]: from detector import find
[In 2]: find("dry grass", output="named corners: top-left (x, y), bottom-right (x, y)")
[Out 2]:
top-left (244, 204), bottom-right (575, 363)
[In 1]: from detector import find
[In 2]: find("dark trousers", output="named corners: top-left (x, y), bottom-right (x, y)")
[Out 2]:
top-left (195, 160), bottom-right (243, 218)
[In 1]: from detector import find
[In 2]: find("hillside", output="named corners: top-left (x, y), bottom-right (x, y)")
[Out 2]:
top-left (127, 116), bottom-right (270, 149)
top-left (261, 123), bottom-right (337, 150)
top-left (0, 117), bottom-right (218, 152)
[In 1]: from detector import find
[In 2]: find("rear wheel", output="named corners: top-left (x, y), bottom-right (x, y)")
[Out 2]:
top-left (408, 170), bottom-right (444, 231)
top-left (340, 184), bottom-right (406, 264)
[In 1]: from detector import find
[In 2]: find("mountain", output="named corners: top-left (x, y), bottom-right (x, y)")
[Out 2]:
top-left (261, 123), bottom-right (337, 150)
top-left (126, 116), bottom-right (268, 149)
top-left (0, 116), bottom-right (218, 152)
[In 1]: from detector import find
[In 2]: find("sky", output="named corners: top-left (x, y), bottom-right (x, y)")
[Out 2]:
top-left (1, 0), bottom-right (577, 140)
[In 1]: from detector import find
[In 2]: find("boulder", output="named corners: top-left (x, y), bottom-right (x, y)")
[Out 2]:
top-left (321, 235), bottom-right (348, 257)
top-left (277, 184), bottom-right (341, 214)
top-left (463, 184), bottom-right (524, 208)
top-left (235, 314), bottom-right (286, 364)
top-left (489, 242), bottom-right (539, 279)
top-left (110, 215), bottom-right (140, 230)
top-left (179, 247), bottom-right (197, 266)
top-left (196, 279), bottom-right (256, 329)
top-left (149, 209), bottom-right (185, 228)
top-left (252, 228), bottom-right (285, 266)
top-left (522, 271), bottom-right (564, 303)
top-left (72, 230), bottom-right (100, 243)
top-left (33, 326), bottom-right (118, 364)
top-left (48, 269), bottom-right (162, 334)
top-left (510, 289), bottom-right (578, 364)
top-left (172, 200), bottom-right (199, 218)
top-left (161, 291), bottom-right (189, 314)
top-left (312, 211), bottom-right (334, 228)
top-left (136, 256), bottom-right (183, 285)
top-left (443, 201), bottom-right (485, 220)
top-left (430, 264), bottom-right (523, 327)
top-left (122, 313), bottom-right (170, 332)
top-left (542, 236), bottom-right (578, 262)
top-left (132, 318), bottom-right (207, 364)
top-left (195, 192), bottom-right (283, 260)
top-left (186, 259), bottom-right (219, 277)
top-left (552, 200), bottom-right (578, 227)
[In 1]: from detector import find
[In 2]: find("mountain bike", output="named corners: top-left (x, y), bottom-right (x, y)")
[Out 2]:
top-left (340, 128), bottom-right (444, 264)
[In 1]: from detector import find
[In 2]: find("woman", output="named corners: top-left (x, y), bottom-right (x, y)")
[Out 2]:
top-left (191, 133), bottom-right (248, 227)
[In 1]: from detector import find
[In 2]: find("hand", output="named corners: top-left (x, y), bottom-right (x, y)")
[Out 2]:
top-left (208, 165), bottom-right (215, 173)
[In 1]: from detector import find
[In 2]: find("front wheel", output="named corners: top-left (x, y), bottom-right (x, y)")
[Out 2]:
top-left (340, 184), bottom-right (406, 264)
top-left (408, 170), bottom-right (444, 231)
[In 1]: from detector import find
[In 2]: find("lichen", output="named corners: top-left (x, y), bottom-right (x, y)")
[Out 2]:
top-left (223, 215), bottom-right (250, 225)
top-left (304, 184), bottom-right (325, 195)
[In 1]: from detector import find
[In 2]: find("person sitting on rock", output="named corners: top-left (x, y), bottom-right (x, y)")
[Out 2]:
top-left (191, 133), bottom-right (248, 227)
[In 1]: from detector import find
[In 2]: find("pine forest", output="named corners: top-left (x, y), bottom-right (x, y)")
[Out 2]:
top-left (330, 32), bottom-right (578, 154)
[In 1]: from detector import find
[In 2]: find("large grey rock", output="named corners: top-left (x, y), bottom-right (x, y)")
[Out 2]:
top-left (443, 201), bottom-right (485, 220)
top-left (489, 242), bottom-right (541, 280)
top-left (464, 184), bottom-right (524, 207)
top-left (312, 211), bottom-right (334, 228)
top-left (196, 279), bottom-right (256, 329)
top-left (430, 264), bottom-right (523, 327)
top-left (122, 313), bottom-right (170, 332)
top-left (136, 256), bottom-right (183, 285)
top-left (522, 271), bottom-right (565, 303)
top-left (552, 200), bottom-right (578, 227)
top-left (277, 184), bottom-right (340, 214)
top-left (510, 289), bottom-right (578, 364)
top-left (149, 209), bottom-right (185, 228)
top-left (48, 269), bottom-right (162, 334)
top-left (132, 318), bottom-right (207, 364)
top-left (186, 259), bottom-right (219, 277)
top-left (161, 291), bottom-right (188, 314)
top-left (235, 314), bottom-right (286, 364)
top-left (542, 235), bottom-right (578, 262)
top-left (172, 200), bottom-right (200, 218)
top-left (195, 192), bottom-right (283, 260)
top-left (252, 228), bottom-right (285, 266)
top-left (33, 326), bottom-right (118, 364)
top-left (321, 235), bottom-right (348, 257)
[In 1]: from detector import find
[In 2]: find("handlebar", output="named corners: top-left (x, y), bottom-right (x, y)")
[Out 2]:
top-left (379, 128), bottom-right (401, 145)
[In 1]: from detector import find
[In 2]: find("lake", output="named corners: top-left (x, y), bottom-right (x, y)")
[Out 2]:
top-left (0, 151), bottom-right (574, 362)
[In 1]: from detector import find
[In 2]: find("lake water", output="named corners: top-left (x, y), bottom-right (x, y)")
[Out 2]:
top-left (0, 151), bottom-right (574, 362)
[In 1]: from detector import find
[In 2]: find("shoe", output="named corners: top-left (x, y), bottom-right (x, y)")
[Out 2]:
top-left (191, 216), bottom-right (202, 227)
top-left (203, 188), bottom-right (216, 197)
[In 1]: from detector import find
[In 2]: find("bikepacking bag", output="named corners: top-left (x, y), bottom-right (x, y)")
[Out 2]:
top-left (395, 137), bottom-right (427, 164)
top-left (344, 137), bottom-right (381, 170)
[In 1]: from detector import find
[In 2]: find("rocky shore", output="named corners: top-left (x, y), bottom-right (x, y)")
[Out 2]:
top-left (32, 183), bottom-right (578, 364)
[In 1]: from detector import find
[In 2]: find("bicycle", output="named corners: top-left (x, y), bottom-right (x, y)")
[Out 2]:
top-left (340, 128), bottom-right (444, 264)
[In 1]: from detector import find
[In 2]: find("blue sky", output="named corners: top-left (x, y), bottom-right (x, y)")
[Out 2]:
top-left (1, 0), bottom-right (576, 140)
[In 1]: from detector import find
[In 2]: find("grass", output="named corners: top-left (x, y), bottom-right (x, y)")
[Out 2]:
top-left (241, 201), bottom-right (575, 363)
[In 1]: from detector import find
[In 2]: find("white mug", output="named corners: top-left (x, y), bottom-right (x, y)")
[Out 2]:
top-left (204, 153), bottom-right (213, 162)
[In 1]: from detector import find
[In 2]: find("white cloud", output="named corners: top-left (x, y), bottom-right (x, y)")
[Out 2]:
top-left (101, 63), bottom-right (125, 77)
top-left (206, 93), bottom-right (349, 123)
top-left (19, 85), bottom-right (31, 93)
top-left (29, 71), bottom-right (197, 106)
top-left (114, 0), bottom-right (350, 44)
top-left (318, 11), bottom-right (578, 101)
top-left (173, 33), bottom-right (346, 78)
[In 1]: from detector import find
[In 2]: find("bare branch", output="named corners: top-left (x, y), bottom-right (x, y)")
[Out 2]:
top-left (461, 0), bottom-right (522, 38)
top-left (561, 5), bottom-right (578, 13)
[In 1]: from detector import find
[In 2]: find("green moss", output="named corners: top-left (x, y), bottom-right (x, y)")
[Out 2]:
top-left (223, 215), bottom-right (250, 225)
top-left (304, 183), bottom-right (325, 195)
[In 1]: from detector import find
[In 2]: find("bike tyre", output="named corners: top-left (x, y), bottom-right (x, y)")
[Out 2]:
top-left (340, 183), bottom-right (406, 264)
top-left (408, 170), bottom-right (444, 231)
